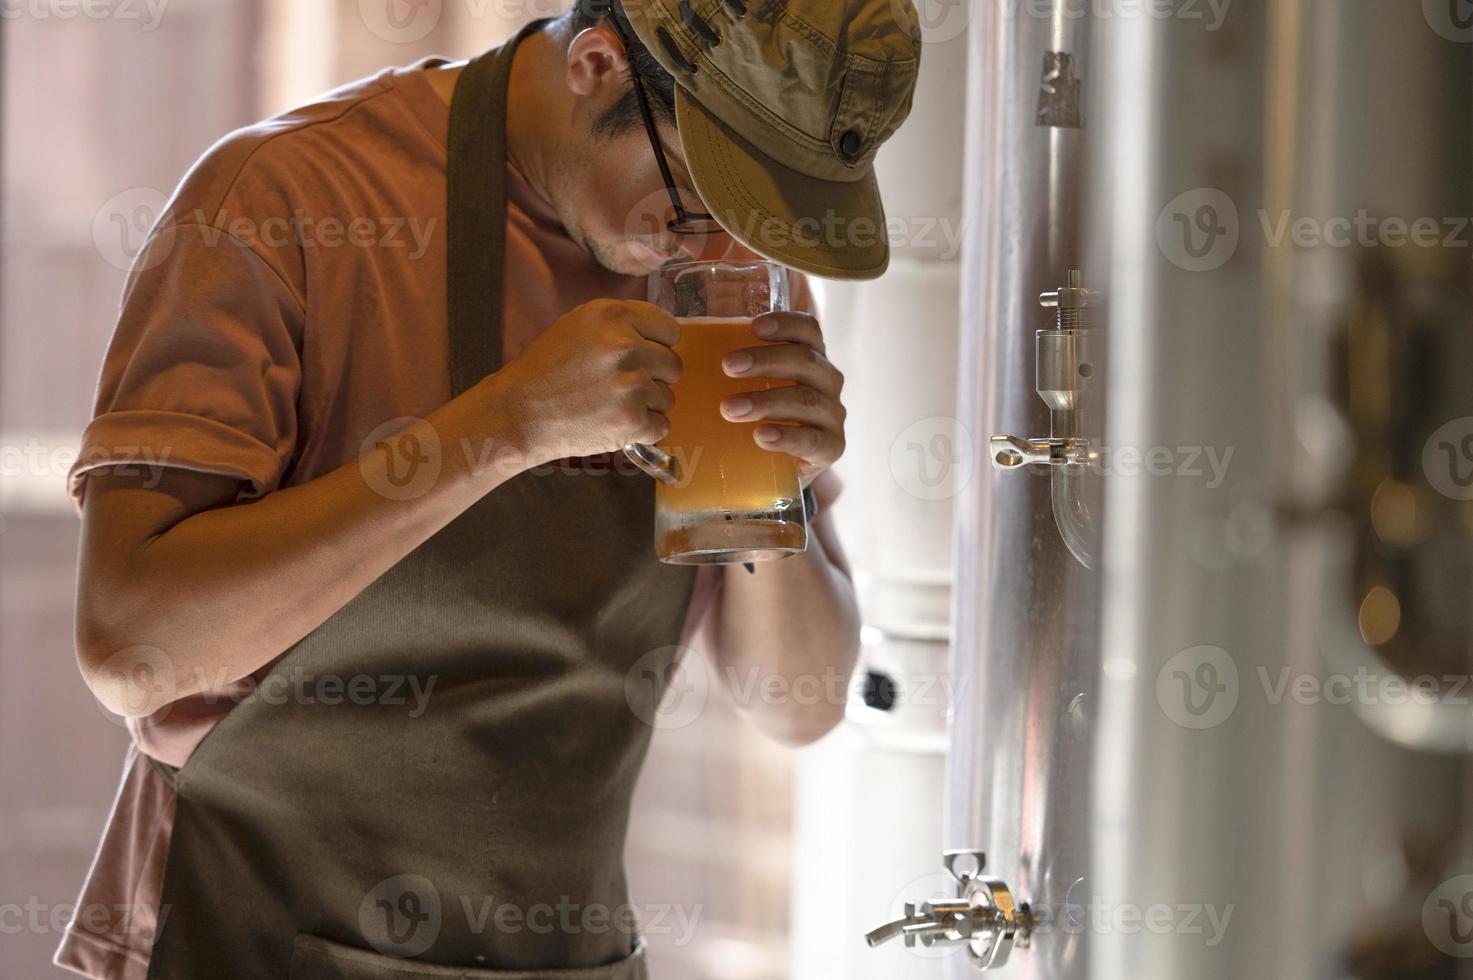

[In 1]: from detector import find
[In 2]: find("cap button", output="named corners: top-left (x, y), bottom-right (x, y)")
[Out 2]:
top-left (839, 129), bottom-right (864, 161)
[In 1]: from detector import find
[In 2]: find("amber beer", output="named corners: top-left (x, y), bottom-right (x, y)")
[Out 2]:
top-left (654, 316), bottom-right (805, 559)
top-left (623, 259), bottom-right (807, 563)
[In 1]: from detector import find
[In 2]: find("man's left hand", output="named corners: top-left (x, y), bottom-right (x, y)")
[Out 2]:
top-left (719, 311), bottom-right (845, 491)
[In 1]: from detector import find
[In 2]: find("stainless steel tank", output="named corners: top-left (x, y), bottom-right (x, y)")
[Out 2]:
top-left (942, 0), bottom-right (1100, 976)
top-left (1091, 2), bottom-right (1473, 978)
top-left (868, 2), bottom-right (1473, 979)
top-left (861, 0), bottom-right (1103, 975)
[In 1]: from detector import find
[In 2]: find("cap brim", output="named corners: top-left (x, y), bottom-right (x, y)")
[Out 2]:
top-left (675, 88), bottom-right (890, 281)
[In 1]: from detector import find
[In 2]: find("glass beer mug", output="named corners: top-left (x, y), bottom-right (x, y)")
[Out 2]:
top-left (624, 260), bottom-right (809, 564)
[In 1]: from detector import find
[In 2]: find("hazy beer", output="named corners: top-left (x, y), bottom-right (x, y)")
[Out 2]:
top-left (654, 316), bottom-right (805, 559)
top-left (623, 261), bottom-right (810, 564)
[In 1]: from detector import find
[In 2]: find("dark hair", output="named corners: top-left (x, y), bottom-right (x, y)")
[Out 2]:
top-left (563, 0), bottom-right (678, 140)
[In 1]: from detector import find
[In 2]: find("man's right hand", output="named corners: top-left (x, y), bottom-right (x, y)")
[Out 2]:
top-left (74, 299), bottom-right (685, 719)
top-left (490, 299), bottom-right (683, 462)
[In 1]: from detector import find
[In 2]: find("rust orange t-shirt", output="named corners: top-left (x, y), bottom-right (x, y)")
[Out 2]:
top-left (57, 54), bottom-right (837, 980)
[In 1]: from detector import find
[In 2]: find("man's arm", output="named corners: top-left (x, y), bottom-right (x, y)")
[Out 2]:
top-left (707, 467), bottom-right (858, 746)
top-left (693, 297), bottom-right (860, 747)
top-left (76, 297), bottom-right (685, 719)
top-left (77, 380), bottom-right (539, 718)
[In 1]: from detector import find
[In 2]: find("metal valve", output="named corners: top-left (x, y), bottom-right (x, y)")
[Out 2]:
top-left (991, 270), bottom-right (1098, 470)
top-left (864, 850), bottom-right (1030, 969)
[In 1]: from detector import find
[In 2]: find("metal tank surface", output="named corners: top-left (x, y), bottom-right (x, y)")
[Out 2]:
top-left (1091, 1), bottom-right (1473, 979)
top-left (941, 2), bottom-right (1101, 978)
top-left (864, 1), bottom-right (1102, 976)
top-left (864, 1), bottom-right (1473, 979)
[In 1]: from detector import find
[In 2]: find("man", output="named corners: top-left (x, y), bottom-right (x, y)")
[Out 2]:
top-left (59, 1), bottom-right (920, 977)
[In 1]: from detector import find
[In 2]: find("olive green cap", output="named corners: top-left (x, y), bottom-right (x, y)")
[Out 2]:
top-left (621, 0), bottom-right (922, 280)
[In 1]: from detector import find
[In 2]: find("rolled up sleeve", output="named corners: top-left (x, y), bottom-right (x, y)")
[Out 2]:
top-left (68, 221), bottom-right (305, 514)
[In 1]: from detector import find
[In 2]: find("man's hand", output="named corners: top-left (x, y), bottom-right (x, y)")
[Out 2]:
top-left (716, 311), bottom-right (845, 490)
top-left (495, 298), bottom-right (683, 461)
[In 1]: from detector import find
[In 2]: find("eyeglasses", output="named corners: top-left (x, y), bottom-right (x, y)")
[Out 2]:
top-left (606, 17), bottom-right (726, 237)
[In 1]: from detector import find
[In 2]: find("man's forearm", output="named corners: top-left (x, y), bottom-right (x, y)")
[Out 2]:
top-left (711, 478), bottom-right (860, 746)
top-left (77, 376), bottom-right (549, 717)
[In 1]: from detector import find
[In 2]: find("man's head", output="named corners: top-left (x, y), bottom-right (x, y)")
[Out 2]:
top-left (537, 2), bottom-right (730, 278)
top-left (541, 0), bottom-right (922, 280)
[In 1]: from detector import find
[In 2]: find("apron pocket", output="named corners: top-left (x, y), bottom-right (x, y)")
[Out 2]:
top-left (288, 933), bottom-right (650, 980)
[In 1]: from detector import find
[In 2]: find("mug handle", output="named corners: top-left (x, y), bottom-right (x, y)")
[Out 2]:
top-left (623, 442), bottom-right (682, 485)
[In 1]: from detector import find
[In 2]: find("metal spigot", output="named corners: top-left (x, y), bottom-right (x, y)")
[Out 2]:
top-left (865, 850), bottom-right (1030, 969)
top-left (990, 269), bottom-right (1098, 470)
top-left (991, 434), bottom-right (1092, 468)
top-left (1041, 268), bottom-right (1090, 330)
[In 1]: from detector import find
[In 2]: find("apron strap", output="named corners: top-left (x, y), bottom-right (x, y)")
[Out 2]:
top-left (446, 18), bottom-right (552, 398)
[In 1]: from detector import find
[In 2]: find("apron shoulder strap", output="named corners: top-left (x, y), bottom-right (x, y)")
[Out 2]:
top-left (446, 18), bottom-right (552, 398)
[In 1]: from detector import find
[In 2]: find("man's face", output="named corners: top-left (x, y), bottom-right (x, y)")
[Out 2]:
top-left (552, 27), bottom-right (736, 277)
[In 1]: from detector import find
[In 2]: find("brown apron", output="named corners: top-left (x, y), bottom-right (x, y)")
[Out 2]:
top-left (144, 20), bottom-right (698, 979)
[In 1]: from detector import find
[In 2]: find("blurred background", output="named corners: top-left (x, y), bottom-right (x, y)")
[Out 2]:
top-left (5, 2), bottom-right (1473, 980)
